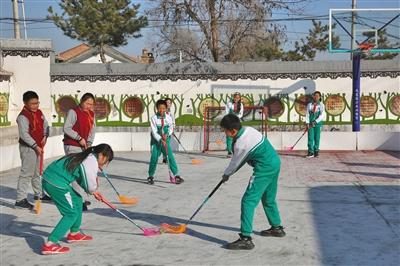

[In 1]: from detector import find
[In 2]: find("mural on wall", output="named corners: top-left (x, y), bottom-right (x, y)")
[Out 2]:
top-left (50, 91), bottom-right (400, 127)
top-left (0, 93), bottom-right (11, 126)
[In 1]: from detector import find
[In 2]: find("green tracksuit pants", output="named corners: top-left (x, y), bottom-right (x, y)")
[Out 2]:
top-left (226, 136), bottom-right (233, 153)
top-left (42, 180), bottom-right (83, 243)
top-left (148, 139), bottom-right (179, 177)
top-left (241, 162), bottom-right (282, 236)
top-left (307, 125), bottom-right (321, 154)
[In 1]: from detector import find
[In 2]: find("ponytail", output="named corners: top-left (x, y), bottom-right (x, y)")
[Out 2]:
top-left (232, 92), bottom-right (242, 113)
top-left (64, 143), bottom-right (114, 173)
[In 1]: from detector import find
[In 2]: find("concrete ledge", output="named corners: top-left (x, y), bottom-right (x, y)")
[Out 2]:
top-left (94, 132), bottom-right (132, 151)
top-left (281, 132), bottom-right (308, 150)
top-left (267, 132), bottom-right (283, 150)
top-left (357, 132), bottom-right (400, 151)
top-left (319, 132), bottom-right (357, 150)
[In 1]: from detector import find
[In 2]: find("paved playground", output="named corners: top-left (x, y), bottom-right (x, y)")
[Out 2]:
top-left (0, 150), bottom-right (399, 265)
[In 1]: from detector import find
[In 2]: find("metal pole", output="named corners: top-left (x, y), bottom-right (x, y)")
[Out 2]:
top-left (352, 53), bottom-right (361, 132)
top-left (12, 0), bottom-right (21, 39)
top-left (351, 0), bottom-right (357, 59)
top-left (21, 0), bottom-right (28, 39)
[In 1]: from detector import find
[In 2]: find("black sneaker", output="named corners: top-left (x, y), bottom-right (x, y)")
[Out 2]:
top-left (175, 176), bottom-right (184, 184)
top-left (314, 151), bottom-right (319, 157)
top-left (226, 234), bottom-right (255, 250)
top-left (162, 158), bottom-right (167, 164)
top-left (147, 176), bottom-right (154, 185)
top-left (34, 195), bottom-right (52, 202)
top-left (82, 201), bottom-right (90, 211)
top-left (15, 199), bottom-right (34, 210)
top-left (260, 226), bottom-right (286, 237)
top-left (305, 152), bottom-right (314, 158)
top-left (227, 152), bottom-right (233, 158)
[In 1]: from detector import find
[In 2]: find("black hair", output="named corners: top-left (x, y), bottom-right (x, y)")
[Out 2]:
top-left (80, 93), bottom-right (95, 104)
top-left (220, 114), bottom-right (242, 131)
top-left (23, 91), bottom-right (39, 102)
top-left (156, 99), bottom-right (167, 108)
top-left (164, 97), bottom-right (172, 102)
top-left (232, 92), bottom-right (242, 113)
top-left (313, 91), bottom-right (321, 97)
top-left (64, 143), bottom-right (114, 173)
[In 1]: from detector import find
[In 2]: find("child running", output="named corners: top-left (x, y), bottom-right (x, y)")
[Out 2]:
top-left (305, 91), bottom-right (325, 158)
top-left (15, 91), bottom-right (50, 210)
top-left (41, 144), bottom-right (113, 255)
top-left (225, 92), bottom-right (244, 157)
top-left (220, 114), bottom-right (285, 250)
top-left (148, 99), bottom-right (183, 185)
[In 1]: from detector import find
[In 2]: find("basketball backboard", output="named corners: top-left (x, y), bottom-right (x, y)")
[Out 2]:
top-left (329, 8), bottom-right (400, 53)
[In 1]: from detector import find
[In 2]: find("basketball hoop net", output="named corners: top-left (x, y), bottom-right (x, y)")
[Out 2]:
top-left (356, 42), bottom-right (375, 56)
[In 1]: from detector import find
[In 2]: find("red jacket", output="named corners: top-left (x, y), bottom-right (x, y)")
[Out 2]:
top-left (63, 106), bottom-right (94, 147)
top-left (18, 107), bottom-right (45, 148)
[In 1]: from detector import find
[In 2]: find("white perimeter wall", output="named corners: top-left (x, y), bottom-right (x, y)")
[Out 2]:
top-left (2, 55), bottom-right (51, 124)
top-left (51, 76), bottom-right (400, 124)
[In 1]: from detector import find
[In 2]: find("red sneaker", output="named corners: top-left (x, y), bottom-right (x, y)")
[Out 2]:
top-left (66, 232), bottom-right (93, 243)
top-left (41, 243), bottom-right (70, 255)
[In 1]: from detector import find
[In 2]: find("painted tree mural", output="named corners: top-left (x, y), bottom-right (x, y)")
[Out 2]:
top-left (48, 91), bottom-right (399, 127)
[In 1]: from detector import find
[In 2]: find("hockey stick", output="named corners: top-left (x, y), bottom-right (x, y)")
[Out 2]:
top-left (161, 180), bottom-right (224, 234)
top-left (94, 192), bottom-right (160, 237)
top-left (172, 133), bottom-right (203, 165)
top-left (284, 119), bottom-right (318, 151)
top-left (33, 153), bottom-right (43, 214)
top-left (101, 170), bottom-right (138, 205)
top-left (162, 137), bottom-right (176, 184)
top-left (284, 128), bottom-right (308, 151)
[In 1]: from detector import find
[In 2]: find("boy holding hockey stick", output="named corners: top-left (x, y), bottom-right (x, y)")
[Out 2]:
top-left (15, 91), bottom-right (51, 210)
top-left (220, 114), bottom-right (285, 250)
top-left (148, 99), bottom-right (183, 185)
top-left (161, 97), bottom-right (175, 164)
top-left (305, 91), bottom-right (325, 158)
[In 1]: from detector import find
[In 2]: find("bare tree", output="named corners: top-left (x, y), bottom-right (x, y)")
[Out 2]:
top-left (146, 0), bottom-right (308, 62)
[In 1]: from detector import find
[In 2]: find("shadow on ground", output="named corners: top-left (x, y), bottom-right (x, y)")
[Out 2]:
top-left (0, 213), bottom-right (48, 255)
top-left (309, 185), bottom-right (400, 266)
top-left (90, 208), bottom-right (237, 246)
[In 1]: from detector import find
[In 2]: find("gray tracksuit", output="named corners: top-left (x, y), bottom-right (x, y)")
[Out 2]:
top-left (16, 114), bottom-right (49, 201)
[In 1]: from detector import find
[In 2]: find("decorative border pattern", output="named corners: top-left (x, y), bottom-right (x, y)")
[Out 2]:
top-left (2, 49), bottom-right (51, 58)
top-left (50, 71), bottom-right (400, 82)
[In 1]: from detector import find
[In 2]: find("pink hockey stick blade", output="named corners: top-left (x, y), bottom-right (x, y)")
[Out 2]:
top-left (284, 146), bottom-right (294, 151)
top-left (143, 227), bottom-right (161, 237)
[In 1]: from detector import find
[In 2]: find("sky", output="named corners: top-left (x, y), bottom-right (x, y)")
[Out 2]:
top-left (0, 0), bottom-right (398, 61)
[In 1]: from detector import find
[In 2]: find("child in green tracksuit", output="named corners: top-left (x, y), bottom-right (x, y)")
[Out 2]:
top-left (225, 92), bottom-right (244, 157)
top-left (41, 144), bottom-right (114, 255)
top-left (147, 99), bottom-right (183, 185)
top-left (220, 114), bottom-right (285, 250)
top-left (305, 91), bottom-right (325, 158)
top-left (162, 97), bottom-right (176, 164)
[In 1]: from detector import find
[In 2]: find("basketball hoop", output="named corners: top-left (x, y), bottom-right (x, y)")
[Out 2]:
top-left (357, 42), bottom-right (375, 56)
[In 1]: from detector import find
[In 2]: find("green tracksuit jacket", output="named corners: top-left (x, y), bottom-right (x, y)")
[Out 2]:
top-left (42, 154), bottom-right (98, 243)
top-left (223, 126), bottom-right (282, 236)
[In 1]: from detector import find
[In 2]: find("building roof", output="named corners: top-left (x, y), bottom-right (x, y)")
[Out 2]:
top-left (57, 43), bottom-right (91, 61)
top-left (0, 39), bottom-right (52, 58)
top-left (56, 43), bottom-right (139, 63)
